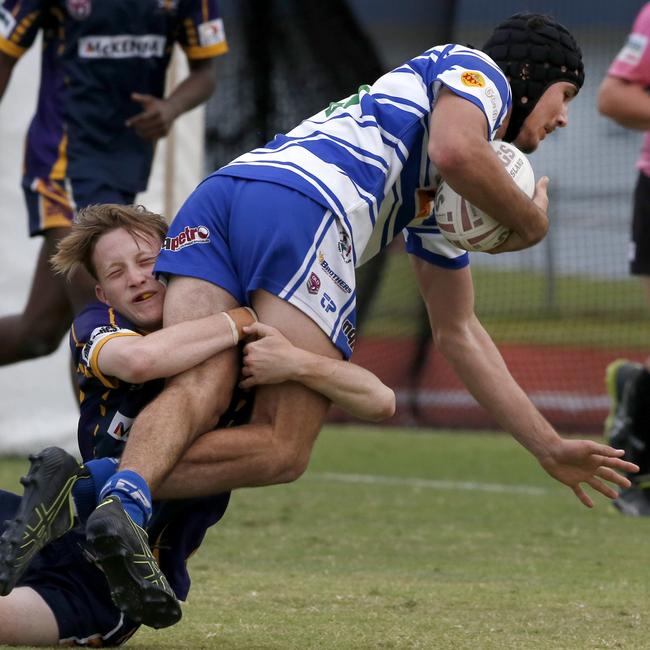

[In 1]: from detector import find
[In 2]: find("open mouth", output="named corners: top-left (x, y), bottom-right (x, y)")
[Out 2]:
top-left (134, 291), bottom-right (155, 303)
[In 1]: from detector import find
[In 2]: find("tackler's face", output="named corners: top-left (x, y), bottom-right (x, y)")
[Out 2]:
top-left (514, 81), bottom-right (578, 154)
top-left (92, 227), bottom-right (166, 331)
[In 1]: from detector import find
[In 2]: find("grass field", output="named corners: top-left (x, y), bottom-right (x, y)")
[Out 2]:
top-left (1, 425), bottom-right (648, 649)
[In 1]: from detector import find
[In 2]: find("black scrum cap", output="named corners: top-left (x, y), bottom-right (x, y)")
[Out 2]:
top-left (482, 13), bottom-right (584, 142)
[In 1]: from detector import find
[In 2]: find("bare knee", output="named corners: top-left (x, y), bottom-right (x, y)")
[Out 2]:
top-left (166, 369), bottom-right (236, 434)
top-left (0, 587), bottom-right (59, 645)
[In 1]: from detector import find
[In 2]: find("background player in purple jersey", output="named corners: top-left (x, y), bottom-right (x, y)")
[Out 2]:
top-left (0, 203), bottom-right (395, 642)
top-left (0, 0), bottom-right (227, 368)
top-left (80, 16), bottom-right (640, 628)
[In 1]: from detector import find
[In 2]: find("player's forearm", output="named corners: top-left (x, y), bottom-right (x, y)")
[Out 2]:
top-left (436, 315), bottom-right (561, 459)
top-left (102, 309), bottom-right (252, 383)
top-left (165, 59), bottom-right (217, 120)
top-left (432, 137), bottom-right (547, 247)
top-left (598, 76), bottom-right (650, 130)
top-left (293, 352), bottom-right (395, 421)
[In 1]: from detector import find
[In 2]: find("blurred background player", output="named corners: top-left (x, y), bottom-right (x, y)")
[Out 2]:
top-left (0, 0), bottom-right (227, 367)
top-left (0, 203), bottom-right (395, 641)
top-left (598, 3), bottom-right (650, 516)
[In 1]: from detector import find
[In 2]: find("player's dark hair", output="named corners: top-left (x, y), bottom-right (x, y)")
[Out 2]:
top-left (482, 13), bottom-right (584, 142)
top-left (51, 204), bottom-right (169, 280)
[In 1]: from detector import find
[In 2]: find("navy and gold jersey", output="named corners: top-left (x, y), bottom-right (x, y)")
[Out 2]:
top-left (70, 300), bottom-right (252, 600)
top-left (0, 0), bottom-right (227, 194)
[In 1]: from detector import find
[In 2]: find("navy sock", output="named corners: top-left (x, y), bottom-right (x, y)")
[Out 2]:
top-left (72, 457), bottom-right (119, 522)
top-left (100, 470), bottom-right (152, 528)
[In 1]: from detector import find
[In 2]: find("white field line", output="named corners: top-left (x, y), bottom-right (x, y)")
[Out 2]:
top-left (309, 471), bottom-right (549, 496)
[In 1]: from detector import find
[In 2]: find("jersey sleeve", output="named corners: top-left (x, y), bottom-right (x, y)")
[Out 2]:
top-left (403, 190), bottom-right (469, 268)
top-left (175, 0), bottom-right (228, 60)
top-left (608, 3), bottom-right (650, 85)
top-left (435, 47), bottom-right (511, 139)
top-left (0, 0), bottom-right (46, 59)
top-left (71, 303), bottom-right (141, 389)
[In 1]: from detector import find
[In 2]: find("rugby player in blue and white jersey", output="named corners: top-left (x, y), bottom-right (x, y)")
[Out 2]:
top-left (0, 204), bottom-right (394, 642)
top-left (0, 0), bottom-right (227, 368)
top-left (86, 14), bottom-right (639, 627)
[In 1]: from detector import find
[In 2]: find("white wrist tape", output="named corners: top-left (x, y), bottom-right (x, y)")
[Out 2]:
top-left (222, 312), bottom-right (239, 345)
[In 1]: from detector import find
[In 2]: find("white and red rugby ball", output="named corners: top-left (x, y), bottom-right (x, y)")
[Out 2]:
top-left (434, 141), bottom-right (535, 252)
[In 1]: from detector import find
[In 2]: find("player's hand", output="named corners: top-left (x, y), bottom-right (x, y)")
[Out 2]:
top-left (537, 438), bottom-right (639, 508)
top-left (531, 176), bottom-right (550, 214)
top-left (126, 93), bottom-right (177, 141)
top-left (488, 176), bottom-right (550, 254)
top-left (239, 323), bottom-right (304, 389)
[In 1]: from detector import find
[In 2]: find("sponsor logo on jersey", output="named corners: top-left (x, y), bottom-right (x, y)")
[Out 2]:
top-left (484, 87), bottom-right (499, 121)
top-left (162, 225), bottom-right (210, 252)
top-left (78, 35), bottom-right (166, 59)
top-left (306, 272), bottom-right (321, 295)
top-left (198, 18), bottom-right (226, 47)
top-left (107, 411), bottom-right (135, 441)
top-left (320, 293), bottom-right (337, 313)
top-left (461, 71), bottom-right (485, 88)
top-left (157, 0), bottom-right (178, 10)
top-left (82, 325), bottom-right (121, 365)
top-left (337, 226), bottom-right (352, 263)
top-left (317, 251), bottom-right (352, 294)
top-left (616, 33), bottom-right (648, 66)
top-left (342, 318), bottom-right (356, 350)
top-left (0, 7), bottom-right (16, 38)
top-left (67, 0), bottom-right (92, 20)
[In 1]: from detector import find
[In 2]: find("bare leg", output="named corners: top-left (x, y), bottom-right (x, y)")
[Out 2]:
top-left (155, 289), bottom-right (342, 499)
top-left (118, 276), bottom-right (241, 489)
top-left (0, 228), bottom-right (95, 364)
top-left (0, 587), bottom-right (59, 645)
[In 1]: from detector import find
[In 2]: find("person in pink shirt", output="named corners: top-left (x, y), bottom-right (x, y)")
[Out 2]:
top-left (598, 3), bottom-right (650, 517)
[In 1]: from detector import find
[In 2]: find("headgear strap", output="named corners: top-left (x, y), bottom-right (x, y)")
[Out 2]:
top-left (482, 13), bottom-right (584, 142)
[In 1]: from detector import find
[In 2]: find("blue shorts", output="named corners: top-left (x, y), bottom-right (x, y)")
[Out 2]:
top-left (155, 175), bottom-right (357, 358)
top-left (0, 490), bottom-right (139, 646)
top-left (23, 177), bottom-right (135, 237)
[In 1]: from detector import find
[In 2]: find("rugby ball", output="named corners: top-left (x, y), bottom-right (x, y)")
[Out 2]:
top-left (434, 141), bottom-right (535, 252)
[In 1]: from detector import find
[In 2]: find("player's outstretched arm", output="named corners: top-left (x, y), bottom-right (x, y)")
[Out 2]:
top-left (410, 256), bottom-right (638, 506)
top-left (240, 322), bottom-right (396, 422)
top-left (96, 307), bottom-right (256, 384)
top-left (598, 75), bottom-right (650, 131)
top-left (428, 87), bottom-right (548, 250)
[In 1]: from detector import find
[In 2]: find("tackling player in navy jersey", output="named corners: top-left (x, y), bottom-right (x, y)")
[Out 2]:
top-left (0, 203), bottom-right (394, 643)
top-left (83, 19), bottom-right (641, 627)
top-left (0, 0), bottom-right (227, 368)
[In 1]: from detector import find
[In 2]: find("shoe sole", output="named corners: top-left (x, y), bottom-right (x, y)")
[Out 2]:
top-left (0, 448), bottom-right (80, 596)
top-left (87, 527), bottom-right (182, 629)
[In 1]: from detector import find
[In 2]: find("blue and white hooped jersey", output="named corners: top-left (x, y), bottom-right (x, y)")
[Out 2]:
top-left (216, 44), bottom-right (511, 269)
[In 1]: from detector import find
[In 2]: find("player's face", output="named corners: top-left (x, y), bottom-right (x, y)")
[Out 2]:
top-left (93, 228), bottom-right (165, 330)
top-left (514, 81), bottom-right (578, 154)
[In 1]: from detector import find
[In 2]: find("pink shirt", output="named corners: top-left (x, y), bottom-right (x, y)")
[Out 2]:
top-left (609, 2), bottom-right (650, 175)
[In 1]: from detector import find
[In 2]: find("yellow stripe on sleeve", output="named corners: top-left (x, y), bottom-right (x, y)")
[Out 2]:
top-left (185, 41), bottom-right (228, 60)
top-left (89, 332), bottom-right (141, 389)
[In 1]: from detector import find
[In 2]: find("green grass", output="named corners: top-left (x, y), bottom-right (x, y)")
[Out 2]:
top-left (360, 252), bottom-right (650, 347)
top-left (1, 425), bottom-right (648, 649)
